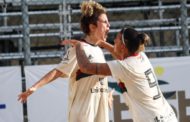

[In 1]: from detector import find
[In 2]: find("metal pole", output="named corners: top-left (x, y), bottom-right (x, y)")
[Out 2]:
top-left (158, 0), bottom-right (164, 47)
top-left (68, 4), bottom-right (72, 39)
top-left (59, 4), bottom-right (63, 40)
top-left (63, 0), bottom-right (69, 52)
top-left (18, 33), bottom-right (23, 52)
top-left (20, 1), bottom-right (30, 120)
top-left (63, 0), bottom-right (67, 40)
top-left (2, 0), bottom-right (7, 26)
top-left (20, 60), bottom-right (28, 122)
top-left (158, 0), bottom-right (164, 19)
top-left (180, 0), bottom-right (189, 55)
top-left (21, 0), bottom-right (31, 65)
top-left (176, 30), bottom-right (180, 47)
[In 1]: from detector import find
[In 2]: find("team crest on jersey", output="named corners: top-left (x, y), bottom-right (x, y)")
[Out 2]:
top-left (154, 115), bottom-right (164, 122)
top-left (88, 54), bottom-right (93, 61)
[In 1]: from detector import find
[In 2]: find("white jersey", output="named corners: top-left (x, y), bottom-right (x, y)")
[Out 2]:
top-left (56, 43), bottom-right (109, 122)
top-left (108, 52), bottom-right (177, 122)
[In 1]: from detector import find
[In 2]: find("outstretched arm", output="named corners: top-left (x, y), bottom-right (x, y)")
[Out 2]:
top-left (18, 69), bottom-right (64, 103)
top-left (60, 39), bottom-right (122, 60)
top-left (75, 43), bottom-right (112, 76)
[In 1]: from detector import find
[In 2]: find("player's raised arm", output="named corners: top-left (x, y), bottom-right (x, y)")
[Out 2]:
top-left (97, 41), bottom-right (122, 60)
top-left (61, 39), bottom-right (122, 60)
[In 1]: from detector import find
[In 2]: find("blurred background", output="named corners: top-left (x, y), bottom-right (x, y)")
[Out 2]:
top-left (0, 0), bottom-right (189, 66)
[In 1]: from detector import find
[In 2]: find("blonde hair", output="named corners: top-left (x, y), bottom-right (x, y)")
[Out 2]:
top-left (80, 1), bottom-right (105, 17)
top-left (80, 1), bottom-right (106, 35)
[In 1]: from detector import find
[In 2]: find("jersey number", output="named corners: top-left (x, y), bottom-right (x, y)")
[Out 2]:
top-left (145, 69), bottom-right (161, 100)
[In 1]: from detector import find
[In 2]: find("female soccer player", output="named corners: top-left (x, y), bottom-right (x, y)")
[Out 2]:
top-left (73, 27), bottom-right (178, 122)
top-left (18, 1), bottom-right (112, 122)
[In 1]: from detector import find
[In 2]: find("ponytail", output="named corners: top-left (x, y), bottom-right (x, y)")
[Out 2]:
top-left (121, 27), bottom-right (150, 54)
top-left (136, 33), bottom-right (150, 45)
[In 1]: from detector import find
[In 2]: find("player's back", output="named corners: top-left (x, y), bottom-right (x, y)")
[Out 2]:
top-left (108, 52), bottom-right (177, 122)
top-left (121, 52), bottom-right (177, 122)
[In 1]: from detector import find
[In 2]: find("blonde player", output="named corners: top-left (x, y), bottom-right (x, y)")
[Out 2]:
top-left (72, 27), bottom-right (178, 122)
top-left (18, 1), bottom-right (112, 122)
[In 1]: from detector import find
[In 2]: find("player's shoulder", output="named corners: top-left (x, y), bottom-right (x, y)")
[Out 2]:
top-left (66, 43), bottom-right (89, 53)
top-left (108, 59), bottom-right (122, 68)
top-left (63, 47), bottom-right (76, 58)
top-left (81, 42), bottom-right (92, 47)
top-left (67, 46), bottom-right (75, 53)
top-left (139, 51), bottom-right (147, 58)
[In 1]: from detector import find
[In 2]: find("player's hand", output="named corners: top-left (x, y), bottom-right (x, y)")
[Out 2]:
top-left (18, 87), bottom-right (36, 103)
top-left (108, 89), bottom-right (115, 110)
top-left (96, 39), bottom-right (105, 47)
top-left (60, 39), bottom-right (80, 47)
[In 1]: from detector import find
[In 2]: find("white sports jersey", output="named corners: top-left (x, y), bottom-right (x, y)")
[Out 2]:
top-left (56, 43), bottom-right (109, 122)
top-left (108, 52), bottom-right (178, 122)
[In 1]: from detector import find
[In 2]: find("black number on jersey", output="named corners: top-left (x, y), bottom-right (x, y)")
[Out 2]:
top-left (145, 68), bottom-right (161, 100)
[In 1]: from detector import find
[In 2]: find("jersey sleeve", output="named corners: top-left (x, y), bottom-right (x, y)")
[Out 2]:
top-left (107, 60), bottom-right (122, 82)
top-left (56, 47), bottom-right (77, 77)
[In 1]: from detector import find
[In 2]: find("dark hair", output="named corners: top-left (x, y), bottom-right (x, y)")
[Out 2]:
top-left (80, 1), bottom-right (106, 35)
top-left (121, 27), bottom-right (150, 54)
